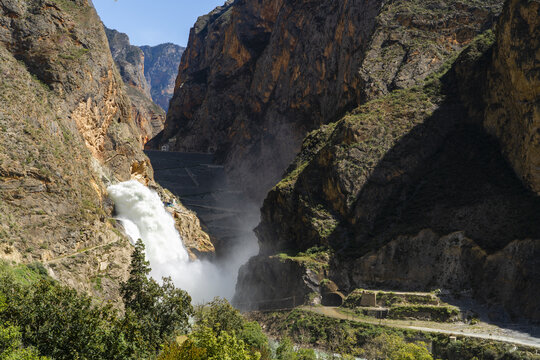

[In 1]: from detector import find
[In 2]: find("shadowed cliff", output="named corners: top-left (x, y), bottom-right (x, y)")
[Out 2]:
top-left (234, 0), bottom-right (540, 321)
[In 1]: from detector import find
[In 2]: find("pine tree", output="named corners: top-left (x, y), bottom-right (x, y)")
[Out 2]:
top-left (120, 239), bottom-right (193, 352)
top-left (121, 239), bottom-right (154, 314)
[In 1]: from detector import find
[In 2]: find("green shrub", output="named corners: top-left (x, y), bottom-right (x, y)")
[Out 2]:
top-left (275, 337), bottom-right (320, 360)
top-left (0, 275), bottom-right (124, 359)
top-left (295, 348), bottom-right (317, 360)
top-left (276, 337), bottom-right (296, 360)
top-left (194, 297), bottom-right (245, 335)
top-left (194, 298), bottom-right (271, 358)
top-left (239, 322), bottom-right (272, 359)
top-left (362, 333), bottom-right (432, 360)
top-left (388, 305), bottom-right (459, 322)
top-left (0, 241), bottom-right (194, 359)
top-left (0, 261), bottom-right (48, 286)
top-left (342, 289), bottom-right (364, 308)
top-left (158, 338), bottom-right (207, 360)
top-left (161, 327), bottom-right (260, 360)
top-left (0, 323), bottom-right (48, 360)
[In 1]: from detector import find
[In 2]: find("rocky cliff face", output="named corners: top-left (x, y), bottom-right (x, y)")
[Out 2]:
top-left (140, 43), bottom-right (184, 112)
top-left (333, 230), bottom-right (539, 323)
top-left (0, 0), bottom-right (212, 301)
top-left (105, 27), bottom-right (166, 143)
top-left (235, 0), bottom-right (540, 321)
top-left (105, 28), bottom-right (151, 98)
top-left (160, 0), bottom-right (502, 201)
top-left (483, 0), bottom-right (540, 194)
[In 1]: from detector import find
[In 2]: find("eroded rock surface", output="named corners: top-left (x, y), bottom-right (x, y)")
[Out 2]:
top-left (483, 0), bottom-right (540, 194)
top-left (235, 0), bottom-right (540, 321)
top-left (0, 0), bottom-right (212, 301)
top-left (160, 0), bottom-right (502, 202)
top-left (105, 27), bottom-right (166, 143)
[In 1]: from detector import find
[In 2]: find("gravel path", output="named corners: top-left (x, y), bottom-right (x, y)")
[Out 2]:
top-left (302, 306), bottom-right (540, 349)
top-left (44, 240), bottom-right (119, 264)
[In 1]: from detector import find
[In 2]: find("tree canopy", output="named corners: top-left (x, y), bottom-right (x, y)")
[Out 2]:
top-left (0, 240), bottom-right (193, 360)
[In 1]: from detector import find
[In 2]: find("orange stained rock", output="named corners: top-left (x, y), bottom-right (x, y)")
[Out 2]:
top-left (223, 28), bottom-right (251, 68)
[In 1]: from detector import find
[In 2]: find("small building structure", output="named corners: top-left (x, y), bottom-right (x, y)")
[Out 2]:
top-left (360, 291), bottom-right (377, 307)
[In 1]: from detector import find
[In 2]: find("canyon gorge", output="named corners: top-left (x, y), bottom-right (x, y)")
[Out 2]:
top-left (0, 0), bottom-right (538, 357)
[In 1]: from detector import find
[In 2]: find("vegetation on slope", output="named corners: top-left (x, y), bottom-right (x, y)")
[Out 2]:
top-left (249, 310), bottom-right (540, 360)
top-left (5, 254), bottom-right (447, 359)
top-left (1, 216), bottom-right (535, 359)
top-left (0, 240), bottom-right (192, 359)
top-left (244, 25), bottom-right (540, 322)
top-left (0, 247), bottom-right (326, 359)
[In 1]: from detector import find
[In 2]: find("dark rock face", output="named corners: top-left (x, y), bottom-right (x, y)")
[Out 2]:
top-left (483, 0), bottom-right (540, 194)
top-left (235, 256), bottom-right (320, 310)
top-left (160, 0), bottom-right (502, 202)
top-left (235, 0), bottom-right (540, 321)
top-left (334, 230), bottom-right (540, 322)
top-left (140, 43), bottom-right (185, 112)
top-left (105, 27), bottom-right (165, 142)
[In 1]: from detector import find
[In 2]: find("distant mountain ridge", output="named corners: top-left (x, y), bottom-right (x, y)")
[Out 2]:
top-left (104, 28), bottom-right (185, 113)
top-left (104, 28), bottom-right (185, 141)
top-left (105, 27), bottom-right (165, 142)
top-left (140, 43), bottom-right (185, 112)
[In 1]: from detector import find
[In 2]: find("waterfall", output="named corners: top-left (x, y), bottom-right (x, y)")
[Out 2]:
top-left (107, 180), bottom-right (232, 304)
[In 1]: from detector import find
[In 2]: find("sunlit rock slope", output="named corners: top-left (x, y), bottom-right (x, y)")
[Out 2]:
top-left (0, 0), bottom-right (212, 301)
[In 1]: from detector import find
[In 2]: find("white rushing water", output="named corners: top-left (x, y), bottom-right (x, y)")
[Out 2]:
top-left (107, 180), bottom-right (250, 304)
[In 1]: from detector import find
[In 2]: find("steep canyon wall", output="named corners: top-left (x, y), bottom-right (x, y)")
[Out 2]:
top-left (234, 0), bottom-right (540, 320)
top-left (0, 0), bottom-right (211, 301)
top-left (160, 0), bottom-right (502, 201)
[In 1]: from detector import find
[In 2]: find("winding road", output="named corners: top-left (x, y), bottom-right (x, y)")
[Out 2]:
top-left (300, 306), bottom-right (540, 349)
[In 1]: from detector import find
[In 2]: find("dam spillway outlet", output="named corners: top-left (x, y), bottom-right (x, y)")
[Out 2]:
top-left (107, 180), bottom-right (235, 303)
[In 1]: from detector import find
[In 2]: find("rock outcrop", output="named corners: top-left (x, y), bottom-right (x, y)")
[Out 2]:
top-left (140, 43), bottom-right (185, 112)
top-left (0, 0), bottom-right (212, 301)
top-left (153, 186), bottom-right (215, 260)
top-left (334, 230), bottom-right (539, 322)
top-left (483, 0), bottom-right (540, 194)
top-left (234, 0), bottom-right (540, 321)
top-left (105, 27), bottom-right (166, 143)
top-left (160, 0), bottom-right (502, 201)
top-left (235, 255), bottom-right (322, 309)
top-left (105, 28), bottom-right (151, 98)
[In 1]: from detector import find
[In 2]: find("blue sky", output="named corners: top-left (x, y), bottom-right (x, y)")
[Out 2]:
top-left (93, 0), bottom-right (226, 47)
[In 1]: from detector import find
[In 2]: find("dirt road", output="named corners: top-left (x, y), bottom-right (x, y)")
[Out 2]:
top-left (301, 306), bottom-right (540, 349)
